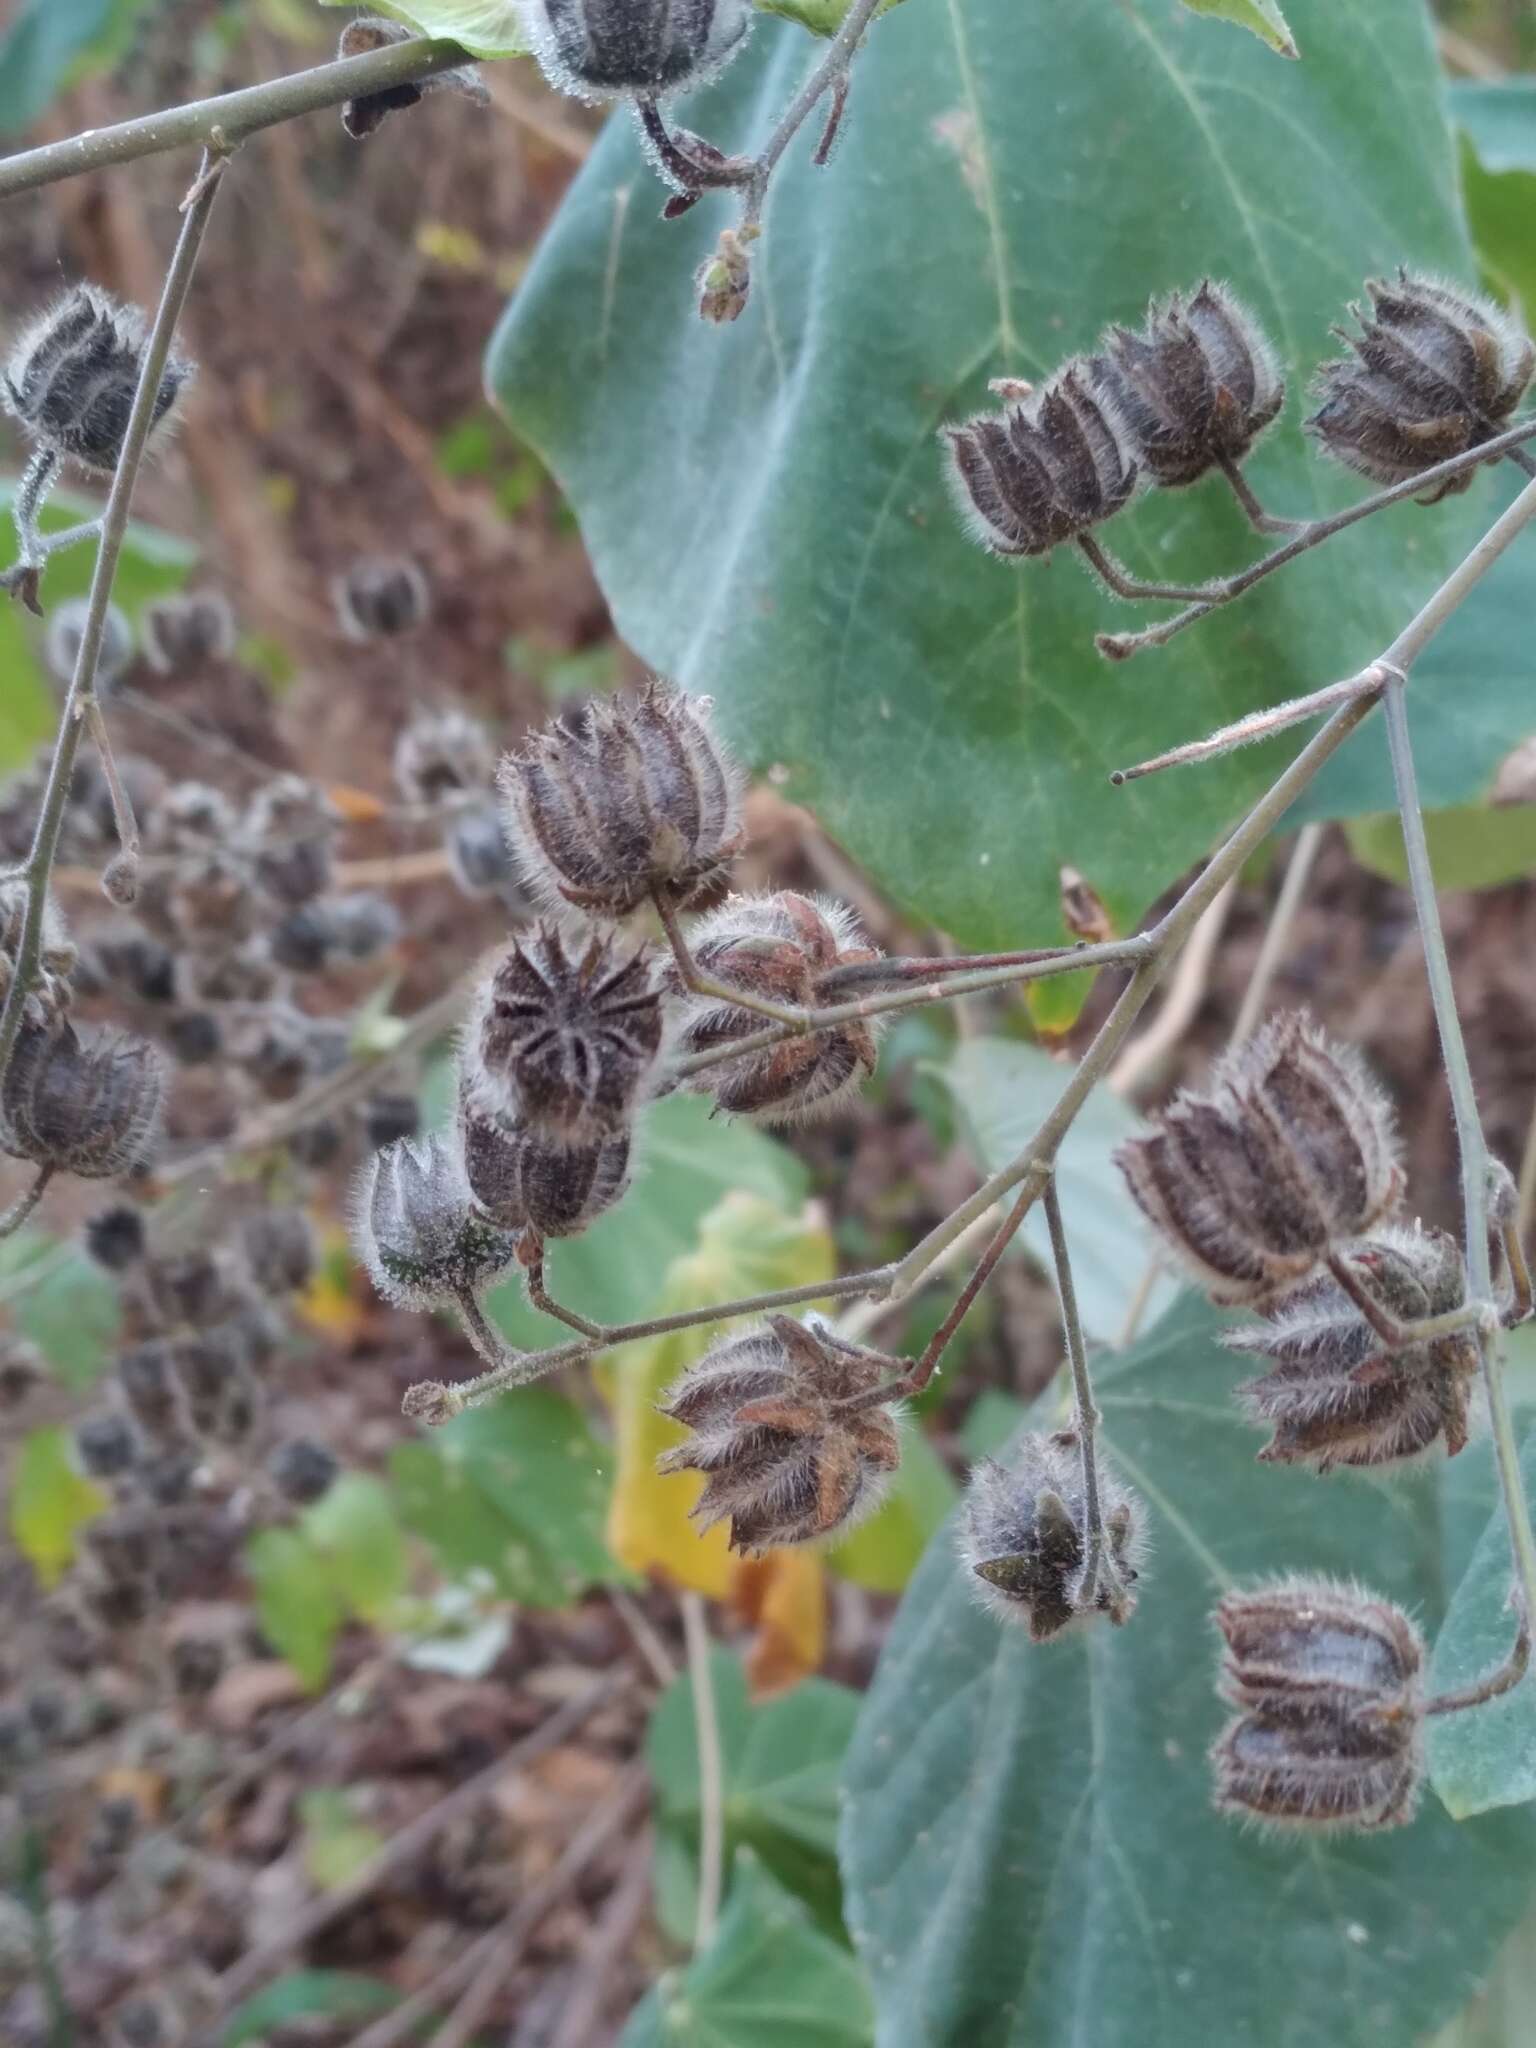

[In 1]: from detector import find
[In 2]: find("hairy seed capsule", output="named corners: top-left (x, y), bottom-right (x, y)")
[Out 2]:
top-left (334, 555), bottom-right (430, 639)
top-left (1307, 271), bottom-right (1535, 502)
top-left (943, 360), bottom-right (1138, 558)
top-left (337, 16), bottom-right (488, 139)
top-left (0, 1018), bottom-right (164, 1178)
top-left (1088, 279), bottom-right (1283, 490)
top-left (468, 924), bottom-right (662, 1144)
top-left (1115, 1011), bottom-right (1401, 1305)
top-left (354, 1133), bottom-right (520, 1310)
top-left (269, 1437), bottom-right (339, 1505)
top-left (2, 285), bottom-right (194, 473)
top-left (45, 597), bottom-right (135, 693)
top-left (1225, 1224), bottom-right (1477, 1470)
top-left (959, 1429), bottom-right (1144, 1639)
top-left (666, 891), bottom-right (881, 1124)
top-left (446, 803), bottom-right (518, 899)
top-left (498, 682), bottom-right (742, 916)
top-left (524, 0), bottom-right (752, 100)
top-left (657, 1316), bottom-right (902, 1553)
top-left (140, 590), bottom-right (236, 675)
top-left (84, 1202), bottom-right (146, 1272)
top-left (393, 707), bottom-right (494, 805)
top-left (1211, 1577), bottom-right (1424, 1832)
top-left (460, 1096), bottom-right (632, 1240)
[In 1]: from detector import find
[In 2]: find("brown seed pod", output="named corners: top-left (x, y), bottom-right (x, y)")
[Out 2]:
top-left (1307, 271), bottom-right (1535, 502)
top-left (1225, 1225), bottom-right (1477, 1471)
top-left (1211, 1577), bottom-right (1424, 1832)
top-left (0, 1018), bottom-right (163, 1178)
top-left (1088, 279), bottom-right (1284, 490)
top-left (657, 1316), bottom-right (902, 1553)
top-left (1115, 1011), bottom-right (1401, 1305)
top-left (140, 590), bottom-right (236, 675)
top-left (667, 891), bottom-right (881, 1124)
top-left (943, 360), bottom-right (1138, 558)
top-left (393, 706), bottom-right (494, 805)
top-left (959, 1429), bottom-right (1144, 1639)
top-left (459, 1092), bottom-right (633, 1241)
top-left (467, 924), bottom-right (662, 1145)
top-left (497, 682), bottom-right (743, 917)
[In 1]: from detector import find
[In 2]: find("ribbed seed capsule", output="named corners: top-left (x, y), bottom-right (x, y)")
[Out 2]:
top-left (525, 0), bottom-right (753, 99)
top-left (2, 285), bottom-right (194, 472)
top-left (498, 683), bottom-right (742, 916)
top-left (1115, 1011), bottom-right (1401, 1305)
top-left (943, 361), bottom-right (1138, 558)
top-left (1225, 1224), bottom-right (1477, 1470)
top-left (140, 590), bottom-right (236, 675)
top-left (657, 1316), bottom-right (902, 1553)
top-left (353, 1133), bottom-right (519, 1310)
top-left (45, 598), bottom-right (134, 692)
top-left (1211, 1577), bottom-right (1424, 1832)
top-left (0, 1019), bottom-right (163, 1178)
top-left (1307, 271), bottom-right (1535, 502)
top-left (468, 924), bottom-right (662, 1144)
top-left (667, 891), bottom-right (881, 1124)
top-left (960, 1430), bottom-right (1144, 1639)
top-left (1088, 280), bottom-right (1284, 489)
top-left (460, 1094), bottom-right (632, 1240)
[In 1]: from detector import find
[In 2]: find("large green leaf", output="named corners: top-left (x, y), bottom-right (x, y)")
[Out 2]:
top-left (620, 1851), bottom-right (874, 2047)
top-left (840, 1294), bottom-right (1536, 2048)
top-left (1450, 80), bottom-right (1536, 175)
top-left (937, 1037), bottom-right (1174, 1342)
top-left (490, 0), bottom-right (1508, 949)
top-left (315, 0), bottom-right (528, 57)
top-left (1427, 1427), bottom-right (1536, 1821)
top-left (1179, 0), bottom-right (1297, 58)
top-left (0, 0), bottom-right (152, 136)
top-left (484, 1091), bottom-right (805, 1348)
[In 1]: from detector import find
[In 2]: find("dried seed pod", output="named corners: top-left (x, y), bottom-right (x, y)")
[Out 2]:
top-left (363, 1090), bottom-right (420, 1153)
top-left (169, 1633), bottom-right (225, 1700)
top-left (170, 1330), bottom-right (244, 1427)
top-left (338, 15), bottom-right (488, 139)
top-left (445, 803), bottom-right (517, 899)
top-left (0, 1018), bottom-right (163, 1177)
top-left (241, 1207), bottom-right (316, 1296)
top-left (86, 924), bottom-right (175, 1004)
top-left (140, 590), bottom-right (236, 675)
top-left (145, 1248), bottom-right (240, 1331)
top-left (176, 940), bottom-right (279, 1007)
top-left (666, 891), bottom-right (881, 1124)
top-left (657, 1315), bottom-right (902, 1553)
top-left (524, 0), bottom-right (752, 100)
top-left (1226, 1224), bottom-right (1477, 1470)
top-left (163, 1009), bottom-right (222, 1066)
top-left (245, 776), bottom-right (339, 908)
top-left (117, 1340), bottom-right (183, 1438)
top-left (1115, 1012), bottom-right (1401, 1305)
top-left (1088, 280), bottom-right (1283, 490)
top-left (468, 924), bottom-right (662, 1144)
top-left (353, 1132), bottom-right (519, 1310)
top-left (138, 1450), bottom-right (198, 1506)
top-left (75, 1412), bottom-right (139, 1479)
top-left (288, 1117), bottom-right (345, 1170)
top-left (83, 1507), bottom-right (157, 1585)
top-left (960, 1429), bottom-right (1144, 1639)
top-left (0, 1336), bottom-right (43, 1409)
top-left (325, 891), bottom-right (401, 962)
top-left (1307, 271), bottom-right (1535, 502)
top-left (230, 1007), bottom-right (313, 1104)
top-left (393, 707), bottom-right (494, 805)
top-left (84, 1574), bottom-right (151, 1627)
top-left (84, 1202), bottom-right (146, 1272)
top-left (334, 555), bottom-right (430, 639)
top-left (943, 360), bottom-right (1138, 558)
top-left (147, 781), bottom-right (238, 854)
top-left (45, 597), bottom-right (134, 692)
top-left (459, 1097), bottom-right (631, 1239)
top-left (269, 1437), bottom-right (339, 1505)
top-left (269, 904), bottom-right (336, 975)
top-left (1211, 1577), bottom-right (1424, 1832)
top-left (167, 850), bottom-right (261, 955)
top-left (3, 284), bottom-right (193, 473)
top-left (498, 682), bottom-right (742, 916)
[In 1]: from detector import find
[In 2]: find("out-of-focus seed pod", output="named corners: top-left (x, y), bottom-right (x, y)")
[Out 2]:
top-left (140, 590), bottom-right (236, 675)
top-left (269, 904), bottom-right (337, 975)
top-left (324, 891), bottom-right (401, 962)
top-left (943, 361), bottom-right (1138, 558)
top-left (168, 850), bottom-right (260, 955)
top-left (333, 555), bottom-right (430, 639)
top-left (0, 1336), bottom-right (43, 1409)
top-left (117, 1340), bottom-right (183, 1439)
top-left (1115, 1012), bottom-right (1401, 1305)
top-left (960, 1429), bottom-right (1144, 1638)
top-left (176, 941), bottom-right (280, 1007)
top-left (85, 925), bottom-right (176, 1005)
top-left (148, 781), bottom-right (238, 854)
top-left (363, 1090), bottom-right (420, 1153)
top-left (445, 802), bottom-right (517, 899)
top-left (241, 1207), bottom-right (316, 1296)
top-left (138, 1450), bottom-right (199, 1506)
top-left (74, 1412), bottom-right (139, 1479)
top-left (467, 924), bottom-right (662, 1144)
top-left (498, 682), bottom-right (742, 917)
top-left (230, 1007), bottom-right (313, 1104)
top-left (245, 775), bottom-right (340, 907)
top-left (83, 1508), bottom-right (157, 1585)
top-left (288, 1117), bottom-right (345, 1170)
top-left (84, 1202), bottom-right (146, 1272)
top-left (657, 1315), bottom-right (902, 1553)
top-left (2, 285), bottom-right (194, 473)
top-left (45, 597), bottom-right (134, 693)
top-left (269, 1437), bottom-right (339, 1505)
top-left (0, 1018), bottom-right (164, 1178)
top-left (163, 1009), bottom-right (222, 1066)
top-left (145, 1248), bottom-right (243, 1331)
top-left (1211, 1577), bottom-right (1424, 1832)
top-left (393, 706), bottom-right (494, 806)
top-left (666, 891), bottom-right (881, 1124)
top-left (169, 1634), bottom-right (225, 1699)
top-left (353, 1132), bottom-right (519, 1310)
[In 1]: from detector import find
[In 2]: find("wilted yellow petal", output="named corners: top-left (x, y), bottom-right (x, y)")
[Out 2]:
top-left (732, 1547), bottom-right (827, 1698)
top-left (297, 1223), bottom-right (366, 1340)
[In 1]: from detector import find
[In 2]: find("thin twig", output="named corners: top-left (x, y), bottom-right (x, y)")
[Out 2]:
top-left (1425, 1617), bottom-right (1530, 1717)
top-left (545, 1830), bottom-right (655, 2048)
top-left (0, 153), bottom-right (226, 1080)
top-left (213, 1676), bottom-right (623, 2012)
top-left (0, 1163), bottom-right (54, 1240)
top-left (681, 1591), bottom-right (725, 1952)
top-left (1045, 1175), bottom-right (1121, 1616)
top-left (741, 0), bottom-right (886, 232)
top-left (655, 890), bottom-right (805, 1025)
top-left (1108, 877), bottom-right (1237, 1096)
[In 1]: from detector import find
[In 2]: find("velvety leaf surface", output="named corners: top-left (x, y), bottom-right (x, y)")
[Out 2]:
top-left (490, 0), bottom-right (1513, 948)
top-left (840, 1294), bottom-right (1536, 2048)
